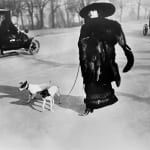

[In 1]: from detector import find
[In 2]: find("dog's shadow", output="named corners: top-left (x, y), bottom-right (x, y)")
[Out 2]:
top-left (0, 85), bottom-right (85, 114)
top-left (58, 95), bottom-right (85, 114)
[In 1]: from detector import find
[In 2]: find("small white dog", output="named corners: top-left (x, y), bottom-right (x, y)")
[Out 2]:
top-left (19, 80), bottom-right (51, 103)
top-left (19, 81), bottom-right (60, 111)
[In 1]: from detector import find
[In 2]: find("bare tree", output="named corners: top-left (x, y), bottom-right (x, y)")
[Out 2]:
top-left (64, 0), bottom-right (82, 27)
top-left (113, 0), bottom-right (127, 22)
top-left (24, 0), bottom-right (35, 29)
top-left (137, 0), bottom-right (142, 20)
top-left (19, 3), bottom-right (26, 29)
top-left (35, 0), bottom-right (49, 29)
top-left (49, 0), bottom-right (55, 28)
top-left (119, 1), bottom-right (124, 21)
top-left (49, 0), bottom-right (62, 28)
top-left (11, 0), bottom-right (26, 29)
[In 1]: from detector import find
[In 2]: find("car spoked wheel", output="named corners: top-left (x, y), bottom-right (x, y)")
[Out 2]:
top-left (143, 24), bottom-right (148, 36)
top-left (29, 39), bottom-right (40, 55)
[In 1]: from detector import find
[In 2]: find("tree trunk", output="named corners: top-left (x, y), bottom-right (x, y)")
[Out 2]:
top-left (40, 8), bottom-right (44, 29)
top-left (35, 13), bottom-right (40, 29)
top-left (30, 13), bottom-right (34, 29)
top-left (65, 3), bottom-right (70, 27)
top-left (119, 0), bottom-right (124, 22)
top-left (81, 0), bottom-right (86, 7)
top-left (25, 1), bottom-right (35, 29)
top-left (120, 6), bottom-right (123, 22)
top-left (137, 0), bottom-right (141, 20)
top-left (59, 9), bottom-right (66, 27)
top-left (20, 10), bottom-right (24, 29)
top-left (66, 10), bottom-right (70, 27)
top-left (50, 0), bottom-right (55, 28)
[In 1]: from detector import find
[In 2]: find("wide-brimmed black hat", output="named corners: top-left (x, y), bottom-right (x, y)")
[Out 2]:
top-left (79, 2), bottom-right (115, 18)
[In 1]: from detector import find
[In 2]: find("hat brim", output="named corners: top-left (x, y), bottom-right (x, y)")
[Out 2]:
top-left (79, 2), bottom-right (115, 18)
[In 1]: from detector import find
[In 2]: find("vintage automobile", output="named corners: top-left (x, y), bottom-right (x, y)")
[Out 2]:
top-left (143, 16), bottom-right (150, 36)
top-left (0, 9), bottom-right (40, 55)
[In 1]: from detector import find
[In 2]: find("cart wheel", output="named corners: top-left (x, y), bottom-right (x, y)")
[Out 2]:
top-left (143, 24), bottom-right (148, 36)
top-left (29, 39), bottom-right (40, 55)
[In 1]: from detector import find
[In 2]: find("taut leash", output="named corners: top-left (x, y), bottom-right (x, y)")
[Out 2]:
top-left (67, 64), bottom-right (80, 96)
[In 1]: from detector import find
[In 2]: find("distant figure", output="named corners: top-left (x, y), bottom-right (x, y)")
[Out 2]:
top-left (78, 2), bottom-right (134, 115)
top-left (1, 15), bottom-right (17, 35)
top-left (0, 15), bottom-right (18, 54)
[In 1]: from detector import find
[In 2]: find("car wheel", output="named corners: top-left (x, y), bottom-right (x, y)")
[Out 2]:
top-left (0, 49), bottom-right (4, 55)
top-left (143, 24), bottom-right (148, 36)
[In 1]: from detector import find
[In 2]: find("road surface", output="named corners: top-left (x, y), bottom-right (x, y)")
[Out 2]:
top-left (0, 21), bottom-right (150, 150)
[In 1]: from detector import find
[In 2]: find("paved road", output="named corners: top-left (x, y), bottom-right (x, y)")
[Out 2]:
top-left (0, 22), bottom-right (150, 150)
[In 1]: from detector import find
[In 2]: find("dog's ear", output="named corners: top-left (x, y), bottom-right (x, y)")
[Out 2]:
top-left (19, 82), bottom-right (23, 85)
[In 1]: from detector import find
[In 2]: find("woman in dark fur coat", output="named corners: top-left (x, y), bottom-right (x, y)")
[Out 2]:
top-left (78, 2), bottom-right (134, 115)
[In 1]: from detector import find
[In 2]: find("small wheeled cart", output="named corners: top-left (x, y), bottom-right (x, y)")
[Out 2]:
top-left (143, 16), bottom-right (150, 36)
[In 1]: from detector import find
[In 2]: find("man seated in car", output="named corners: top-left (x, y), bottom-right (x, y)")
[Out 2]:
top-left (0, 15), bottom-right (18, 54)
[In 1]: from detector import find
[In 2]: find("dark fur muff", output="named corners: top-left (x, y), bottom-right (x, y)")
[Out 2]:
top-left (80, 36), bottom-right (118, 84)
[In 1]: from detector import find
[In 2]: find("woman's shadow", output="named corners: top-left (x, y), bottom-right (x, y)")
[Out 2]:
top-left (0, 85), bottom-right (85, 114)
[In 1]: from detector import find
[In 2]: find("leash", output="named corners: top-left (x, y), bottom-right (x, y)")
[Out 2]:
top-left (67, 64), bottom-right (80, 96)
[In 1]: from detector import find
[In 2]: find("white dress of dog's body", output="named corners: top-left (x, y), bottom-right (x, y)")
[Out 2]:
top-left (42, 86), bottom-right (60, 112)
top-left (19, 81), bottom-right (51, 103)
top-left (29, 84), bottom-right (46, 94)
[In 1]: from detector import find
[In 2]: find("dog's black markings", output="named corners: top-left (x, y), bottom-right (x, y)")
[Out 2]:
top-left (39, 89), bottom-right (50, 98)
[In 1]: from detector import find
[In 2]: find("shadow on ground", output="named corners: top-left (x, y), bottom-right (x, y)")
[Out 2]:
top-left (0, 50), bottom-right (32, 58)
top-left (0, 85), bottom-right (85, 114)
top-left (0, 52), bottom-right (20, 58)
top-left (117, 92), bottom-right (150, 105)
